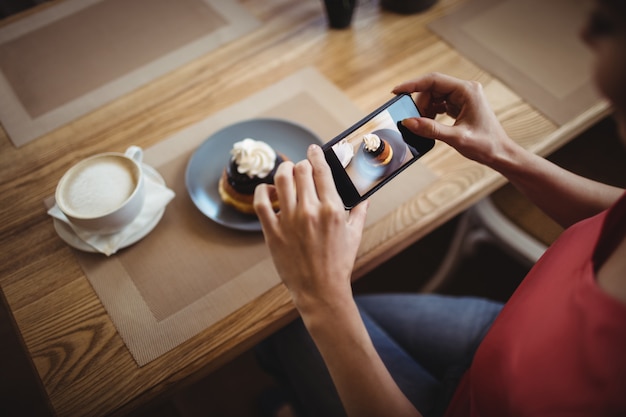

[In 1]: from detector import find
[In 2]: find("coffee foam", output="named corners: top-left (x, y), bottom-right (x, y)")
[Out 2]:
top-left (59, 156), bottom-right (139, 217)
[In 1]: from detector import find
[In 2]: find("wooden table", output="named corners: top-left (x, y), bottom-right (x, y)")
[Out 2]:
top-left (0, 0), bottom-right (610, 415)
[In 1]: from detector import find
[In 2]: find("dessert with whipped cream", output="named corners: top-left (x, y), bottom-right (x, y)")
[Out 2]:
top-left (362, 133), bottom-right (393, 166)
top-left (218, 138), bottom-right (287, 214)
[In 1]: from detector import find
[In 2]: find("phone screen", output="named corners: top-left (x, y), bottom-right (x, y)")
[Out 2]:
top-left (323, 94), bottom-right (434, 208)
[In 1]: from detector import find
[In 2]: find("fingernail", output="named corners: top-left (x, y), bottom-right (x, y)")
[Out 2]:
top-left (401, 118), bottom-right (416, 128)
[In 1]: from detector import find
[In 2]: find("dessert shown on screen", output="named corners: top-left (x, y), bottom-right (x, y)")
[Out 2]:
top-left (362, 133), bottom-right (393, 166)
top-left (218, 138), bottom-right (287, 214)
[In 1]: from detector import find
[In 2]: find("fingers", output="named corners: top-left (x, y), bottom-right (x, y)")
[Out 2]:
top-left (392, 72), bottom-right (463, 97)
top-left (293, 158), bottom-right (317, 206)
top-left (254, 183), bottom-right (278, 232)
top-left (258, 145), bottom-right (341, 216)
top-left (273, 160), bottom-right (296, 213)
top-left (255, 160), bottom-right (298, 236)
top-left (393, 72), bottom-right (477, 118)
top-left (348, 199), bottom-right (369, 230)
top-left (401, 117), bottom-right (459, 145)
top-left (307, 144), bottom-right (343, 206)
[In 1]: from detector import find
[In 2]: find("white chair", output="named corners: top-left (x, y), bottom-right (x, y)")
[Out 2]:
top-left (420, 195), bottom-right (549, 293)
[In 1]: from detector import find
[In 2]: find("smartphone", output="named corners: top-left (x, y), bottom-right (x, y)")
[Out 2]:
top-left (322, 93), bottom-right (435, 209)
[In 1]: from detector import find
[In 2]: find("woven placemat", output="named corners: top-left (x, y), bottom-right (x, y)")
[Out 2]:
top-left (0, 0), bottom-right (259, 147)
top-left (430, 0), bottom-right (603, 125)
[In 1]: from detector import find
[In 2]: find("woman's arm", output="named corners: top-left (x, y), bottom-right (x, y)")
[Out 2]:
top-left (300, 298), bottom-right (420, 417)
top-left (394, 73), bottom-right (624, 228)
top-left (254, 145), bottom-right (421, 417)
top-left (486, 144), bottom-right (622, 228)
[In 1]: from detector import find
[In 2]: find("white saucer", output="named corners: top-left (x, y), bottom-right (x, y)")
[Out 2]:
top-left (53, 164), bottom-right (167, 253)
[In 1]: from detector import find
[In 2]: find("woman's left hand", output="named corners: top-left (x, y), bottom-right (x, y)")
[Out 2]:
top-left (253, 144), bottom-right (369, 312)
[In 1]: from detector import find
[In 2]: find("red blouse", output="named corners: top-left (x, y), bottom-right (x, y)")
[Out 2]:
top-left (444, 193), bottom-right (626, 417)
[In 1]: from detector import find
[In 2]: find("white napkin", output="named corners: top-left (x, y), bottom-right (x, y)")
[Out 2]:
top-left (48, 168), bottom-right (175, 256)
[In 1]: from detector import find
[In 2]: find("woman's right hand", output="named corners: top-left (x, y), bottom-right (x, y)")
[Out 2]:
top-left (393, 72), bottom-right (521, 169)
top-left (395, 73), bottom-right (625, 228)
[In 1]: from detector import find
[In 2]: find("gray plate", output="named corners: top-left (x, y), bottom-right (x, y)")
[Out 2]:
top-left (185, 118), bottom-right (321, 231)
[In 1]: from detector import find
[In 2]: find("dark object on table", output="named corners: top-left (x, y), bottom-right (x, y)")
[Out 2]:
top-left (323, 0), bottom-right (357, 29)
top-left (381, 0), bottom-right (437, 14)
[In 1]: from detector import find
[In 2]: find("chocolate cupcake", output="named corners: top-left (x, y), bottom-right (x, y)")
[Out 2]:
top-left (218, 138), bottom-right (287, 214)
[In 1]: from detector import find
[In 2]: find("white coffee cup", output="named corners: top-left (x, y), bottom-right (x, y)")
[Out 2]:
top-left (55, 146), bottom-right (145, 234)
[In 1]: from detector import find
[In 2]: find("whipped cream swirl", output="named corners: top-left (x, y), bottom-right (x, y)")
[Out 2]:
top-left (362, 133), bottom-right (382, 152)
top-left (231, 138), bottom-right (277, 179)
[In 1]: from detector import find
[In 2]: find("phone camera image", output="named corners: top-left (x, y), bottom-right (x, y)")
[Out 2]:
top-left (330, 103), bottom-right (419, 196)
top-left (323, 93), bottom-right (434, 209)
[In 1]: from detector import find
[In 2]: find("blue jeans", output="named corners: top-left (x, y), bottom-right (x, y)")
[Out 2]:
top-left (255, 294), bottom-right (503, 417)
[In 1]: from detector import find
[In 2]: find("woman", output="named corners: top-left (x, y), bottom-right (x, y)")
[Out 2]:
top-left (253, 1), bottom-right (626, 415)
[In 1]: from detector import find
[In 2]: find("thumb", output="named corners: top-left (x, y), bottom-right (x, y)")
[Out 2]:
top-left (401, 117), bottom-right (457, 144)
